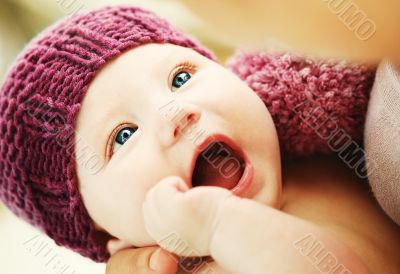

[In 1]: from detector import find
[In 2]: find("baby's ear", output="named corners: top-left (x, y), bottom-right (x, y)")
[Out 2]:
top-left (106, 238), bottom-right (135, 256)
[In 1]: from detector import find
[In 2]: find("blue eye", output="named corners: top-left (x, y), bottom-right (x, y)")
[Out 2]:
top-left (116, 127), bottom-right (137, 145)
top-left (172, 71), bottom-right (191, 90)
top-left (170, 62), bottom-right (197, 92)
top-left (108, 126), bottom-right (138, 157)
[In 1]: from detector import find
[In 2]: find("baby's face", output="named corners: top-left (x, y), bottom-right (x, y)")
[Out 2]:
top-left (75, 43), bottom-right (281, 248)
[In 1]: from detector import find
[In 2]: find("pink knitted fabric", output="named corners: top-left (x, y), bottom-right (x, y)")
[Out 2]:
top-left (0, 5), bottom-right (215, 262)
top-left (227, 51), bottom-right (376, 160)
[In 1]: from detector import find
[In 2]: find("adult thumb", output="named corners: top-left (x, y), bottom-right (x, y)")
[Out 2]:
top-left (106, 246), bottom-right (179, 274)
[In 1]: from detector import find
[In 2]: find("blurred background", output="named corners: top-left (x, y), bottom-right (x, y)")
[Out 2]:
top-left (0, 0), bottom-right (234, 273)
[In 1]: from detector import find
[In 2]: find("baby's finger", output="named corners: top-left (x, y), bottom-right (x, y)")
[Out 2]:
top-left (149, 176), bottom-right (189, 199)
top-left (142, 177), bottom-right (188, 245)
top-left (143, 176), bottom-right (188, 221)
top-left (143, 177), bottom-right (235, 257)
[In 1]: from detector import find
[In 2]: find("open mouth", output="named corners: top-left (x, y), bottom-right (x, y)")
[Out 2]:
top-left (191, 140), bottom-right (246, 190)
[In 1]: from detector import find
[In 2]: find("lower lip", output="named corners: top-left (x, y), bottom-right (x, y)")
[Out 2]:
top-left (231, 162), bottom-right (254, 197)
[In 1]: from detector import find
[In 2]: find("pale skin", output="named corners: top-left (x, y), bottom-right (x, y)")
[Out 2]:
top-left (75, 43), bottom-right (400, 274)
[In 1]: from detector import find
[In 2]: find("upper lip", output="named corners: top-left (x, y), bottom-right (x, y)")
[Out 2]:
top-left (187, 133), bottom-right (247, 189)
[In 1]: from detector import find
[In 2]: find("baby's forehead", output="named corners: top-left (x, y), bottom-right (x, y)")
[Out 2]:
top-left (88, 43), bottom-right (205, 91)
top-left (114, 43), bottom-right (199, 67)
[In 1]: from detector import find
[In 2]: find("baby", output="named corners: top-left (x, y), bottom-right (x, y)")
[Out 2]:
top-left (0, 5), bottom-right (399, 274)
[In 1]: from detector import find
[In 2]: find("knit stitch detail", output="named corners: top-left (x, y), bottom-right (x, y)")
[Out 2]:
top-left (0, 5), bottom-right (215, 262)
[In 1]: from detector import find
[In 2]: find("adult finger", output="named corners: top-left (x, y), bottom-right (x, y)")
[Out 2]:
top-left (106, 246), bottom-right (179, 274)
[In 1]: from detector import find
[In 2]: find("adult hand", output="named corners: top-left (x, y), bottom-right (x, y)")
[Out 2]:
top-left (106, 246), bottom-right (179, 274)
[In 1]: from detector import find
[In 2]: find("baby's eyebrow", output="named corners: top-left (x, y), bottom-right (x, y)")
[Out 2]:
top-left (94, 104), bottom-right (115, 133)
top-left (88, 100), bottom-right (127, 158)
top-left (157, 48), bottom-right (177, 69)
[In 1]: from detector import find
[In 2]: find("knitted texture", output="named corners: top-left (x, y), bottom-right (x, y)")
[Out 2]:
top-left (0, 5), bottom-right (215, 262)
top-left (227, 51), bottom-right (376, 160)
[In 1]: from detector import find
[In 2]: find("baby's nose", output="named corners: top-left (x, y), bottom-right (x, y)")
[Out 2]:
top-left (156, 100), bottom-right (201, 148)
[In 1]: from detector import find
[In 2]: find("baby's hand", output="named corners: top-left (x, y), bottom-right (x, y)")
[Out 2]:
top-left (142, 176), bottom-right (235, 257)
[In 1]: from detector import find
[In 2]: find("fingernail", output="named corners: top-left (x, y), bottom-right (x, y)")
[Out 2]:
top-left (150, 248), bottom-right (161, 271)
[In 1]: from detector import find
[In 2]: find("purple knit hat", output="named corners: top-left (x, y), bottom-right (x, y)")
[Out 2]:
top-left (0, 5), bottom-right (215, 262)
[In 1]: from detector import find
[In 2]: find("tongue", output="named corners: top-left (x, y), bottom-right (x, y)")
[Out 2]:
top-left (192, 153), bottom-right (243, 190)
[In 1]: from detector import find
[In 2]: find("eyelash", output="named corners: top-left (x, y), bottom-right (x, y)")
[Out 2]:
top-left (106, 122), bottom-right (133, 160)
top-left (105, 61), bottom-right (197, 159)
top-left (169, 61), bottom-right (197, 89)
